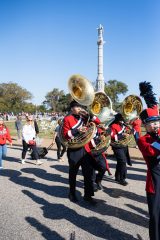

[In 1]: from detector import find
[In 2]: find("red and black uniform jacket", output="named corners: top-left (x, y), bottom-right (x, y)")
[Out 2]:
top-left (110, 122), bottom-right (129, 145)
top-left (63, 113), bottom-right (100, 152)
top-left (137, 129), bottom-right (160, 194)
top-left (0, 125), bottom-right (12, 145)
top-left (131, 118), bottom-right (142, 136)
top-left (87, 127), bottom-right (103, 152)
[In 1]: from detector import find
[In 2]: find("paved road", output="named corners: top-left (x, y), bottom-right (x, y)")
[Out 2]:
top-left (0, 141), bottom-right (149, 240)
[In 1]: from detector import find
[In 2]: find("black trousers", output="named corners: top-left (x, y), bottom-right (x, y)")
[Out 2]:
top-left (147, 166), bottom-right (160, 240)
top-left (55, 136), bottom-right (66, 159)
top-left (22, 140), bottom-right (39, 160)
top-left (112, 146), bottom-right (130, 181)
top-left (67, 147), bottom-right (94, 197)
top-left (91, 154), bottom-right (107, 183)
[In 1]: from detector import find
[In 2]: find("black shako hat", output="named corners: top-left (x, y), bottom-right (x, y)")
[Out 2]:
top-left (109, 113), bottom-right (124, 126)
top-left (139, 106), bottom-right (160, 124)
top-left (139, 81), bottom-right (160, 123)
top-left (114, 113), bottom-right (124, 122)
top-left (69, 100), bottom-right (82, 109)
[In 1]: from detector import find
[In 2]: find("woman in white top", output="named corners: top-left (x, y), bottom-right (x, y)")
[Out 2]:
top-left (21, 116), bottom-right (42, 165)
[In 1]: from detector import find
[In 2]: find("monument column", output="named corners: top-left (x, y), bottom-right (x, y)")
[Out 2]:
top-left (96, 24), bottom-right (105, 92)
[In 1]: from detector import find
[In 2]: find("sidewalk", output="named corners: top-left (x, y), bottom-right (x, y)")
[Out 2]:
top-left (0, 139), bottom-right (148, 240)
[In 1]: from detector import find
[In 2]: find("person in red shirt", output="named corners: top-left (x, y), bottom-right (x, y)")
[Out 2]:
top-left (136, 81), bottom-right (160, 240)
top-left (0, 118), bottom-right (12, 169)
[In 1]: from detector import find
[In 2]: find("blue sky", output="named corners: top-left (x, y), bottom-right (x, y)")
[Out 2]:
top-left (0, 0), bottom-right (160, 105)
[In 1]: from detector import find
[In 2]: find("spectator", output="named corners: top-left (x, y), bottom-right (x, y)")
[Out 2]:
top-left (21, 115), bottom-right (42, 165)
top-left (34, 117), bottom-right (39, 136)
top-left (15, 116), bottom-right (23, 140)
top-left (6, 114), bottom-right (9, 121)
top-left (0, 118), bottom-right (12, 169)
top-left (25, 113), bottom-right (39, 135)
top-left (53, 119), bottom-right (66, 161)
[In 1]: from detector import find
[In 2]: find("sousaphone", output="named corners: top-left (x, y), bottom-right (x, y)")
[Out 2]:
top-left (59, 74), bottom-right (97, 148)
top-left (111, 95), bottom-right (143, 147)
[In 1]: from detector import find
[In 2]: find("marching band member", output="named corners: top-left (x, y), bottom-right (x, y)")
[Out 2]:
top-left (109, 113), bottom-right (132, 186)
top-left (136, 82), bottom-right (160, 240)
top-left (86, 125), bottom-right (111, 191)
top-left (62, 100), bottom-right (100, 205)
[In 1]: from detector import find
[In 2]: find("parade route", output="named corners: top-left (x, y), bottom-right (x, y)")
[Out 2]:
top-left (0, 141), bottom-right (149, 240)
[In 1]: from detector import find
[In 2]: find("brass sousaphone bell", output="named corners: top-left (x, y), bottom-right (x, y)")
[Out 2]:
top-left (91, 92), bottom-right (114, 124)
top-left (122, 95), bottom-right (143, 121)
top-left (68, 74), bottom-right (95, 106)
top-left (111, 94), bottom-right (143, 147)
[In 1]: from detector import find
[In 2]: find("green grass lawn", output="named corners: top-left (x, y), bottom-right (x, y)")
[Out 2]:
top-left (4, 120), bottom-right (54, 139)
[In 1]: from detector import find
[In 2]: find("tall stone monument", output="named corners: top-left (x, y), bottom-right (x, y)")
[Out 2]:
top-left (96, 24), bottom-right (105, 92)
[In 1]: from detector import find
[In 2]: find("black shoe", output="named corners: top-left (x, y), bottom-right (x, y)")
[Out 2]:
top-left (115, 178), bottom-right (120, 182)
top-left (83, 196), bottom-right (98, 206)
top-left (94, 186), bottom-right (98, 192)
top-left (96, 182), bottom-right (104, 191)
top-left (119, 180), bottom-right (128, 186)
top-left (68, 193), bottom-right (78, 203)
top-left (137, 234), bottom-right (144, 240)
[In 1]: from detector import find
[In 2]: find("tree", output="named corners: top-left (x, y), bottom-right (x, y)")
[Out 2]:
top-left (44, 89), bottom-right (72, 112)
top-left (104, 80), bottom-right (128, 110)
top-left (36, 104), bottom-right (47, 113)
top-left (22, 103), bottom-right (36, 113)
top-left (44, 88), bottom-right (64, 111)
top-left (0, 82), bottom-right (32, 113)
top-left (58, 93), bottom-right (72, 112)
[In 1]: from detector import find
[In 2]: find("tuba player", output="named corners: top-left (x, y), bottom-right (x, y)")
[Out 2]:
top-left (109, 113), bottom-right (132, 186)
top-left (62, 100), bottom-right (100, 205)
